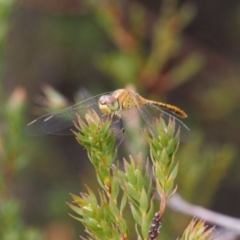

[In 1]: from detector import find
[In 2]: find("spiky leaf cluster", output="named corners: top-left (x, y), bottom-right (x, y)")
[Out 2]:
top-left (114, 156), bottom-right (155, 239)
top-left (70, 110), bottom-right (214, 240)
top-left (68, 186), bottom-right (128, 240)
top-left (74, 110), bottom-right (116, 190)
top-left (145, 118), bottom-right (179, 204)
top-left (178, 219), bottom-right (215, 240)
top-left (71, 110), bottom-right (128, 239)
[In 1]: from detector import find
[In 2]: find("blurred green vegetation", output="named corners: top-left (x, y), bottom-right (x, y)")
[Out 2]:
top-left (0, 0), bottom-right (240, 239)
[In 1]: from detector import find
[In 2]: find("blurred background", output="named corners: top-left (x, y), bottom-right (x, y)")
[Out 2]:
top-left (1, 0), bottom-right (240, 239)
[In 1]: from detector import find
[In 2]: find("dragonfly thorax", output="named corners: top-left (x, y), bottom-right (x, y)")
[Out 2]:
top-left (98, 95), bottom-right (120, 114)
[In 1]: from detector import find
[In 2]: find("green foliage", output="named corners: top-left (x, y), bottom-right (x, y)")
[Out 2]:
top-left (0, 1), bottom-right (42, 239)
top-left (0, 88), bottom-right (42, 240)
top-left (0, 0), bottom-right (13, 53)
top-left (69, 110), bottom-right (213, 240)
top-left (178, 219), bottom-right (214, 240)
top-left (86, 0), bottom-right (203, 91)
top-left (0, 200), bottom-right (42, 240)
top-left (40, 85), bottom-right (70, 112)
top-left (74, 110), bottom-right (116, 190)
top-left (177, 135), bottom-right (237, 206)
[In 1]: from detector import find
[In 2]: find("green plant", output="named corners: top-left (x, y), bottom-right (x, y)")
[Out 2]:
top-left (86, 0), bottom-right (203, 93)
top-left (0, 88), bottom-right (42, 240)
top-left (68, 110), bottom-right (214, 240)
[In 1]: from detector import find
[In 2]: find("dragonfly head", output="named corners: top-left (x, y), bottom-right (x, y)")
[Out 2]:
top-left (98, 95), bottom-right (119, 114)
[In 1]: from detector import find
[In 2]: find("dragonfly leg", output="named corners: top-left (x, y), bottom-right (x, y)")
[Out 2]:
top-left (109, 116), bottom-right (125, 147)
top-left (119, 118), bottom-right (125, 134)
top-left (115, 118), bottom-right (125, 147)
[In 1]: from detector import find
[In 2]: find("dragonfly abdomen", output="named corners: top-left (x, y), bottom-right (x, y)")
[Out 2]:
top-left (150, 100), bottom-right (187, 118)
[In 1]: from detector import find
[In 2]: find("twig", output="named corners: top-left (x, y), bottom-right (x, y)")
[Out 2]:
top-left (168, 194), bottom-right (240, 234)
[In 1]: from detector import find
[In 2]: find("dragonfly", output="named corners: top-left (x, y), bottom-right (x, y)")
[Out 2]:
top-left (25, 89), bottom-right (193, 142)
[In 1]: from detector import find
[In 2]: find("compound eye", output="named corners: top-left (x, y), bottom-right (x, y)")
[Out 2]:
top-left (105, 95), bottom-right (116, 105)
top-left (99, 95), bottom-right (116, 104)
top-left (99, 95), bottom-right (118, 111)
top-left (99, 95), bottom-right (105, 105)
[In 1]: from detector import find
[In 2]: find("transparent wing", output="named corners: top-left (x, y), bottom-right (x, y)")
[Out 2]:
top-left (120, 107), bottom-right (139, 123)
top-left (24, 91), bottom-right (112, 136)
top-left (133, 99), bottom-right (194, 143)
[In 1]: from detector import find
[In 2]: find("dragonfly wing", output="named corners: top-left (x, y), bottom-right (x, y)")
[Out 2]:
top-left (120, 107), bottom-right (139, 123)
top-left (24, 109), bottom-right (77, 136)
top-left (134, 100), bottom-right (193, 143)
top-left (24, 93), bottom-right (107, 136)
